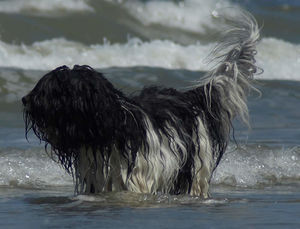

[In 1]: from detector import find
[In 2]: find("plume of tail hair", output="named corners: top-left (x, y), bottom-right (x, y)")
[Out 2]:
top-left (202, 10), bottom-right (261, 126)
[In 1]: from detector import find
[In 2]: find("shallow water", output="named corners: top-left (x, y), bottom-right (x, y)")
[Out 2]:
top-left (0, 0), bottom-right (300, 228)
top-left (1, 187), bottom-right (300, 228)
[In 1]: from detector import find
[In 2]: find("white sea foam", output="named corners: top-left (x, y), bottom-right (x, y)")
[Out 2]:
top-left (0, 0), bottom-right (93, 14)
top-left (123, 0), bottom-right (232, 33)
top-left (0, 38), bottom-right (213, 71)
top-left (256, 38), bottom-right (300, 81)
top-left (0, 148), bottom-right (73, 189)
top-left (0, 145), bottom-right (298, 189)
top-left (212, 145), bottom-right (300, 187)
top-left (1, 37), bottom-right (300, 81)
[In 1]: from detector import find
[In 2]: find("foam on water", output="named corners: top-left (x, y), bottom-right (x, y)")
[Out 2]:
top-left (0, 145), bottom-right (299, 190)
top-left (122, 0), bottom-right (232, 33)
top-left (1, 37), bottom-right (300, 81)
top-left (0, 37), bottom-right (213, 71)
top-left (257, 38), bottom-right (300, 81)
top-left (212, 145), bottom-right (300, 187)
top-left (0, 0), bottom-right (93, 14)
top-left (0, 148), bottom-right (73, 189)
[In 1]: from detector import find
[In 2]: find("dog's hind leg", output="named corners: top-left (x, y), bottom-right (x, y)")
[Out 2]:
top-left (190, 117), bottom-right (214, 198)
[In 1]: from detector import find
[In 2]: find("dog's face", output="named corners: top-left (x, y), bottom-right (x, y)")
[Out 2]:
top-left (22, 65), bottom-right (125, 156)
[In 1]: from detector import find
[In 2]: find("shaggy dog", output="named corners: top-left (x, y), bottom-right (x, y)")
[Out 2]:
top-left (22, 12), bottom-right (260, 198)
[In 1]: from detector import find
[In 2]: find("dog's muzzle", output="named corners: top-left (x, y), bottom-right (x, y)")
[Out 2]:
top-left (22, 96), bottom-right (29, 107)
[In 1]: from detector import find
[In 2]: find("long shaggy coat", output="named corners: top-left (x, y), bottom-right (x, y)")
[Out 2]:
top-left (22, 12), bottom-right (260, 198)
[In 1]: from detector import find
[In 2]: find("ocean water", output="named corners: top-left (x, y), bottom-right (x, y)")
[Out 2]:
top-left (0, 0), bottom-right (299, 228)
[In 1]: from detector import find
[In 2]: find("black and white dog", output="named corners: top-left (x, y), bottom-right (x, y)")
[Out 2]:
top-left (22, 12), bottom-right (260, 198)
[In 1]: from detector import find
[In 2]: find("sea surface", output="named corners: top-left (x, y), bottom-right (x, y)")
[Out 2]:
top-left (0, 0), bottom-right (300, 228)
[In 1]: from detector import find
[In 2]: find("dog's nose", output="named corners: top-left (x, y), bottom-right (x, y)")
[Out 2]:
top-left (22, 96), bottom-right (27, 106)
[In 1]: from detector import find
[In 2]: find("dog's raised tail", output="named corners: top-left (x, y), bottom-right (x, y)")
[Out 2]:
top-left (202, 11), bottom-right (260, 125)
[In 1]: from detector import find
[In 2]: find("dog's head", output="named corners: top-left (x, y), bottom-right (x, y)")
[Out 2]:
top-left (22, 65), bottom-right (128, 171)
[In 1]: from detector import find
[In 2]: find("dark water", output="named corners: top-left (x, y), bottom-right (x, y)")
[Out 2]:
top-left (0, 0), bottom-right (299, 228)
